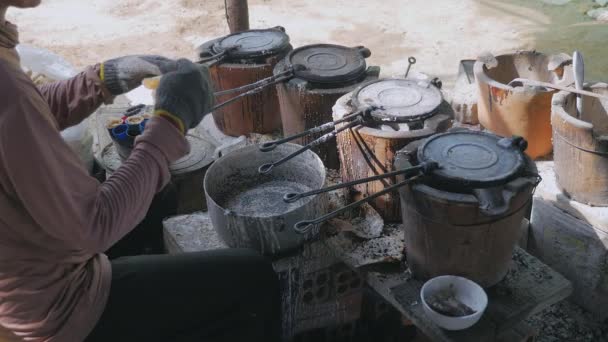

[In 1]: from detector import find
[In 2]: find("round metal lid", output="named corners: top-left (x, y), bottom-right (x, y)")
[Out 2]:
top-left (287, 44), bottom-right (370, 84)
top-left (353, 79), bottom-right (442, 123)
top-left (417, 131), bottom-right (526, 188)
top-left (212, 29), bottom-right (290, 60)
top-left (101, 135), bottom-right (215, 175)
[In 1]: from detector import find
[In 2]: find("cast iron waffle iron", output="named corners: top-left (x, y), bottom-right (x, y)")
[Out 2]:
top-left (285, 44), bottom-right (371, 86)
top-left (198, 27), bottom-right (291, 63)
top-left (282, 129), bottom-right (539, 233)
top-left (351, 78), bottom-right (443, 123)
top-left (416, 130), bottom-right (529, 191)
top-left (257, 78), bottom-right (443, 171)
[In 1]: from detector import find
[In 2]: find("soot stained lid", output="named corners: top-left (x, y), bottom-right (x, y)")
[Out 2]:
top-left (212, 28), bottom-right (290, 60)
top-left (353, 79), bottom-right (442, 123)
top-left (287, 44), bottom-right (371, 84)
top-left (102, 135), bottom-right (215, 175)
top-left (417, 130), bottom-right (527, 188)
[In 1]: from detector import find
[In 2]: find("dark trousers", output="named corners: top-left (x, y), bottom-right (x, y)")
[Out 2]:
top-left (85, 249), bottom-right (282, 342)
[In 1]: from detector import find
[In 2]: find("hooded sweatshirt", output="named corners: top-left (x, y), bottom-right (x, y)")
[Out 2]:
top-left (0, 21), bottom-right (189, 341)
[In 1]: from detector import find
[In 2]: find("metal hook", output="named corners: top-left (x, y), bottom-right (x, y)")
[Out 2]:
top-left (405, 56), bottom-right (417, 78)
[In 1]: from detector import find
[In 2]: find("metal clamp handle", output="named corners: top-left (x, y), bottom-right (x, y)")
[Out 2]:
top-left (214, 69), bottom-right (295, 97)
top-left (294, 174), bottom-right (425, 234)
top-left (283, 162), bottom-right (432, 203)
top-left (259, 108), bottom-right (370, 152)
top-left (258, 118), bottom-right (363, 174)
top-left (293, 162), bottom-right (438, 234)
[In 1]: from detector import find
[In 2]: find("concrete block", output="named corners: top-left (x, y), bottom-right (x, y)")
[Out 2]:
top-left (162, 212), bottom-right (362, 339)
top-left (530, 162), bottom-right (608, 319)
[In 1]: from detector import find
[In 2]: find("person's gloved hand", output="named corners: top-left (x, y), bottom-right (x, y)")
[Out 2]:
top-left (101, 55), bottom-right (178, 95)
top-left (153, 59), bottom-right (214, 134)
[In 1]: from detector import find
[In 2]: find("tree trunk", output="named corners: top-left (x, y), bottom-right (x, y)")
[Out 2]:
top-left (225, 0), bottom-right (249, 33)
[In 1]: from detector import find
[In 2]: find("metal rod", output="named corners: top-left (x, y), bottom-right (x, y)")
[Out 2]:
top-left (294, 174), bottom-right (423, 234)
top-left (283, 163), bottom-right (429, 203)
top-left (508, 78), bottom-right (608, 101)
top-left (259, 108), bottom-right (369, 152)
top-left (258, 118), bottom-right (363, 174)
top-left (573, 51), bottom-right (584, 118)
top-left (209, 75), bottom-right (292, 113)
top-left (195, 51), bottom-right (228, 64)
top-left (214, 69), bottom-right (294, 96)
top-left (194, 46), bottom-right (241, 65)
top-left (405, 56), bottom-right (417, 78)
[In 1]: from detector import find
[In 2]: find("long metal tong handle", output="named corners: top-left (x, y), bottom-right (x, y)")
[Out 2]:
top-left (259, 108), bottom-right (370, 152)
top-left (195, 46), bottom-right (240, 65)
top-left (214, 69), bottom-right (295, 96)
top-left (258, 118), bottom-right (363, 174)
top-left (283, 163), bottom-right (429, 203)
top-left (209, 74), bottom-right (292, 113)
top-left (293, 162), bottom-right (438, 234)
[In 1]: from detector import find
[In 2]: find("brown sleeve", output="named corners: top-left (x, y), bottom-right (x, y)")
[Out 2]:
top-left (0, 83), bottom-right (188, 253)
top-left (37, 64), bottom-right (114, 130)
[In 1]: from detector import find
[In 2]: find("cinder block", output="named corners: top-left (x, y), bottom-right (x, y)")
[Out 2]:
top-left (529, 162), bottom-right (608, 319)
top-left (162, 212), bottom-right (362, 339)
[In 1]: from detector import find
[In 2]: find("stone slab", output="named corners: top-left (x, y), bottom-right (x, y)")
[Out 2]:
top-left (535, 161), bottom-right (608, 235)
top-left (376, 247), bottom-right (570, 342)
top-left (531, 161), bottom-right (608, 319)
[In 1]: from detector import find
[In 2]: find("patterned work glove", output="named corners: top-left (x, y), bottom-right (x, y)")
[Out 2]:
top-left (153, 59), bottom-right (214, 134)
top-left (101, 55), bottom-right (178, 95)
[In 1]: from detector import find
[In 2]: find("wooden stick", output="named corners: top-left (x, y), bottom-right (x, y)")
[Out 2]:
top-left (509, 78), bottom-right (608, 101)
top-left (224, 0), bottom-right (249, 33)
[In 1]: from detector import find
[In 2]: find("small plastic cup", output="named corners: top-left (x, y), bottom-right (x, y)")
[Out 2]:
top-left (111, 124), bottom-right (129, 141)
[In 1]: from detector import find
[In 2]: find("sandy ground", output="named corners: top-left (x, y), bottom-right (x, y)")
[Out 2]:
top-left (6, 0), bottom-right (608, 87)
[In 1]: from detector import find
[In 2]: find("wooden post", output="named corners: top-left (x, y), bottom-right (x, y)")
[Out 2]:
top-left (224, 0), bottom-right (249, 33)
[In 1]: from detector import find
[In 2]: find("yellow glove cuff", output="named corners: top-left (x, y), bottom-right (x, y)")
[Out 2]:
top-left (154, 109), bottom-right (186, 134)
top-left (99, 62), bottom-right (105, 82)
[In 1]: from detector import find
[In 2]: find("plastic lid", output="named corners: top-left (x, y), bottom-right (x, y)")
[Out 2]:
top-left (353, 79), bottom-right (442, 123)
top-left (287, 44), bottom-right (370, 84)
top-left (212, 28), bottom-right (290, 60)
top-left (417, 131), bottom-right (527, 188)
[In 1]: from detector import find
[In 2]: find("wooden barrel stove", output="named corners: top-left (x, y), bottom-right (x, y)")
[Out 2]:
top-left (197, 27), bottom-right (292, 137)
top-left (274, 44), bottom-right (380, 169)
top-left (333, 79), bottom-right (451, 221)
top-left (395, 130), bottom-right (539, 287)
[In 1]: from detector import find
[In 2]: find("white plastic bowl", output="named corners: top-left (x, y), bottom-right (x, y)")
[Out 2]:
top-left (420, 275), bottom-right (488, 331)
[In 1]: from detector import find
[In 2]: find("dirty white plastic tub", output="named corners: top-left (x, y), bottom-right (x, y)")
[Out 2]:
top-left (420, 275), bottom-right (488, 331)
